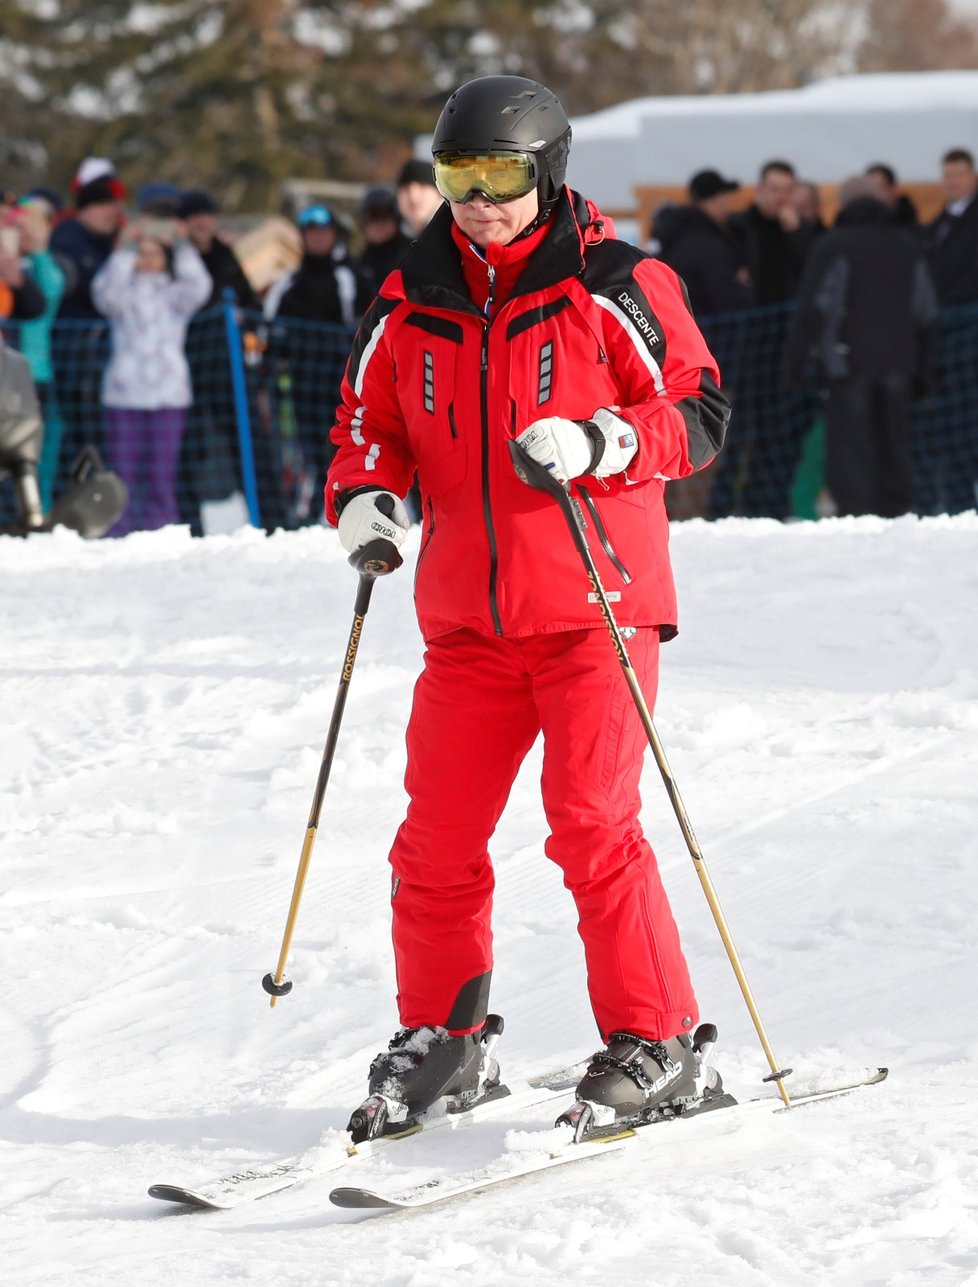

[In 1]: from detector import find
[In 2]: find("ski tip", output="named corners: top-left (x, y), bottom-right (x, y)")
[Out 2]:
top-left (330, 1186), bottom-right (398, 1210)
top-left (148, 1183), bottom-right (225, 1210)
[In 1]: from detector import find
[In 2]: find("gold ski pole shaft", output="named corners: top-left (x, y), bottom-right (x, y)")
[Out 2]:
top-left (262, 527), bottom-right (403, 1007)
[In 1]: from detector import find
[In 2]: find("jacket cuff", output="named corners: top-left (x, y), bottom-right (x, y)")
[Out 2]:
top-left (334, 483), bottom-right (388, 516)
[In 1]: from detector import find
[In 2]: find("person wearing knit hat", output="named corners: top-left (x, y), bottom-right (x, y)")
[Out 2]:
top-left (135, 182), bottom-right (181, 216)
top-left (177, 189), bottom-right (218, 220)
top-left (71, 157), bottom-right (127, 212)
top-left (54, 157), bottom-right (126, 319)
top-left (396, 157), bottom-right (443, 238)
top-left (355, 185), bottom-right (411, 296)
top-left (71, 157), bottom-right (115, 189)
top-left (47, 157), bottom-right (128, 498)
top-left (176, 189), bottom-right (256, 311)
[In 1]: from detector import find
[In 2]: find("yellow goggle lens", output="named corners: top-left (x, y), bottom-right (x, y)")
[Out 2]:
top-left (433, 152), bottom-right (537, 204)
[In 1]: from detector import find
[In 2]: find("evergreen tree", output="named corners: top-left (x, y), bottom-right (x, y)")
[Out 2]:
top-left (3, 0), bottom-right (976, 210)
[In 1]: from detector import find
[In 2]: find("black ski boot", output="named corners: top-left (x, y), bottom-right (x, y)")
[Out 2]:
top-left (347, 1014), bottom-right (504, 1143)
top-left (558, 1023), bottom-right (731, 1141)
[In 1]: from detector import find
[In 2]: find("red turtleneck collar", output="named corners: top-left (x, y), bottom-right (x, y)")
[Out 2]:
top-left (451, 217), bottom-right (553, 317)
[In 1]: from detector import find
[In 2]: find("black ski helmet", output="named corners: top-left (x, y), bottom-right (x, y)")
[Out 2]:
top-left (431, 76), bottom-right (572, 214)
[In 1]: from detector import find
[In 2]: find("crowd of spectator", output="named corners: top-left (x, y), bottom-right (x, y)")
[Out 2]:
top-left (652, 148), bottom-right (978, 520)
top-left (0, 154), bottom-right (451, 534)
top-left (2, 144), bottom-right (977, 537)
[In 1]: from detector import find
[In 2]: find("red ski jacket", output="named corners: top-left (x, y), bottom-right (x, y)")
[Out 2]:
top-left (326, 190), bottom-right (730, 642)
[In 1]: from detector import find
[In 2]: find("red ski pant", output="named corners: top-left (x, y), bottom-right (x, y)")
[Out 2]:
top-left (388, 626), bottom-right (698, 1043)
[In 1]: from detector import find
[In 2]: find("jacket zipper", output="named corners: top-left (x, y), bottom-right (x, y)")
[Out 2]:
top-left (481, 262), bottom-right (503, 636)
top-left (413, 496), bottom-right (436, 591)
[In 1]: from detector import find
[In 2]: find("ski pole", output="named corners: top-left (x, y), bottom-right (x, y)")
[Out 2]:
top-left (509, 442), bottom-right (792, 1106)
top-left (261, 519), bottom-right (403, 1008)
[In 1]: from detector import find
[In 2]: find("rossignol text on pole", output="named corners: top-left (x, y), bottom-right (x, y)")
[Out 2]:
top-left (508, 440), bottom-right (793, 1106)
top-left (261, 521), bottom-right (403, 1007)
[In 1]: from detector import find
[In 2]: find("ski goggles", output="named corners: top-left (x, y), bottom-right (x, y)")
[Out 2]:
top-left (433, 151), bottom-right (539, 205)
top-left (298, 204), bottom-right (333, 229)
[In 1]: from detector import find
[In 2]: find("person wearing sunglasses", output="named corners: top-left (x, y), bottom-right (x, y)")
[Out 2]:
top-left (327, 75), bottom-right (731, 1137)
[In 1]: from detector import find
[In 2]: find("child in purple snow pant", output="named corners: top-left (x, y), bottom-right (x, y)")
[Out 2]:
top-left (104, 406), bottom-right (186, 536)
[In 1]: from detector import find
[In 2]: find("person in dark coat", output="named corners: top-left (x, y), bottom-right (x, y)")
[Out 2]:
top-left (176, 189), bottom-right (261, 532)
top-left (50, 159), bottom-right (126, 319)
top-left (916, 150), bottom-right (978, 513)
top-left (355, 185), bottom-right (412, 298)
top-left (865, 164), bottom-right (919, 231)
top-left (264, 204), bottom-right (371, 326)
top-left (395, 158), bottom-right (443, 239)
top-left (727, 160), bottom-right (817, 305)
top-left (792, 182), bottom-right (828, 236)
top-left (48, 158), bottom-right (127, 497)
top-left (658, 171), bottom-right (750, 521)
top-left (660, 169), bottom-right (751, 318)
top-left (709, 161), bottom-right (819, 519)
top-left (784, 177), bottom-right (940, 518)
top-left (178, 189), bottom-right (260, 312)
top-left (263, 205), bottom-right (372, 521)
top-left (923, 148), bottom-right (978, 305)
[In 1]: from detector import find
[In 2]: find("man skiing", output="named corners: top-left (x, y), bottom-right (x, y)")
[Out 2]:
top-left (326, 75), bottom-right (731, 1137)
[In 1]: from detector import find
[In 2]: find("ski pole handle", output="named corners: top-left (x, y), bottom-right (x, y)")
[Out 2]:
top-left (347, 492), bottom-right (404, 579)
top-left (349, 538), bottom-right (402, 579)
top-left (508, 440), bottom-right (571, 499)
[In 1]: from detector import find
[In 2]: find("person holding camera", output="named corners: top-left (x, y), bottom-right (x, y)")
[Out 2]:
top-left (91, 222), bottom-right (211, 534)
top-left (0, 215), bottom-right (45, 322)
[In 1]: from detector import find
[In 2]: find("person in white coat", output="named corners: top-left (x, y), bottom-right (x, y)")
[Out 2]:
top-left (91, 226), bottom-right (211, 534)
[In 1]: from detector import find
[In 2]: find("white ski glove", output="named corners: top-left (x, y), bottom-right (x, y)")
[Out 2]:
top-left (336, 489), bottom-right (410, 555)
top-left (515, 408), bottom-right (638, 484)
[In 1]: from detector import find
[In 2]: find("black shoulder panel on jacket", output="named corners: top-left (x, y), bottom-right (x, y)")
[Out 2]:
top-left (675, 369), bottom-right (731, 468)
top-left (346, 293), bottom-right (400, 391)
top-left (506, 295), bottom-right (573, 340)
top-left (581, 238), bottom-right (649, 293)
top-left (404, 311), bottom-right (464, 343)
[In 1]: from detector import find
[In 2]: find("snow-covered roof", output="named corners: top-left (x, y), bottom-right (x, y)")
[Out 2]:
top-left (566, 71), bottom-right (978, 207)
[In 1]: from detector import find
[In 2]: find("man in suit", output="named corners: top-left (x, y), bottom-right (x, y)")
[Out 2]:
top-left (924, 148), bottom-right (978, 305)
top-left (917, 149), bottom-right (978, 514)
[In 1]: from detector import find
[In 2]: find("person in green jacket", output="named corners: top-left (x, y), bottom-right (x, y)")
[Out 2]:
top-left (15, 196), bottom-right (68, 508)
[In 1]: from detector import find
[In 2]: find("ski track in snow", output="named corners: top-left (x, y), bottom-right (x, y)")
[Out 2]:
top-left (2, 515), bottom-right (978, 1286)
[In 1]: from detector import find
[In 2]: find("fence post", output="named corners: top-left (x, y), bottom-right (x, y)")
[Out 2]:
top-left (222, 288), bottom-right (262, 528)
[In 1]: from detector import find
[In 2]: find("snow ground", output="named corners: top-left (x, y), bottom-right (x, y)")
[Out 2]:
top-left (2, 514), bottom-right (978, 1286)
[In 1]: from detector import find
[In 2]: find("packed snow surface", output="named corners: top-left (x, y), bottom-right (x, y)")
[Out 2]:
top-left (3, 514), bottom-right (978, 1286)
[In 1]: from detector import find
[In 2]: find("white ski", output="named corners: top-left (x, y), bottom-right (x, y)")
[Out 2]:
top-left (329, 1067), bottom-right (889, 1212)
top-left (148, 1069), bottom-right (581, 1210)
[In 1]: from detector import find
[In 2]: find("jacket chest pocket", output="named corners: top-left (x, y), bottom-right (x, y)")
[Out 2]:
top-left (401, 311), bottom-right (469, 496)
top-left (504, 300), bottom-right (616, 421)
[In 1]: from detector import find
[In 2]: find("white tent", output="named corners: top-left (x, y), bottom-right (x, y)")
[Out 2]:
top-left (566, 71), bottom-right (978, 209)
